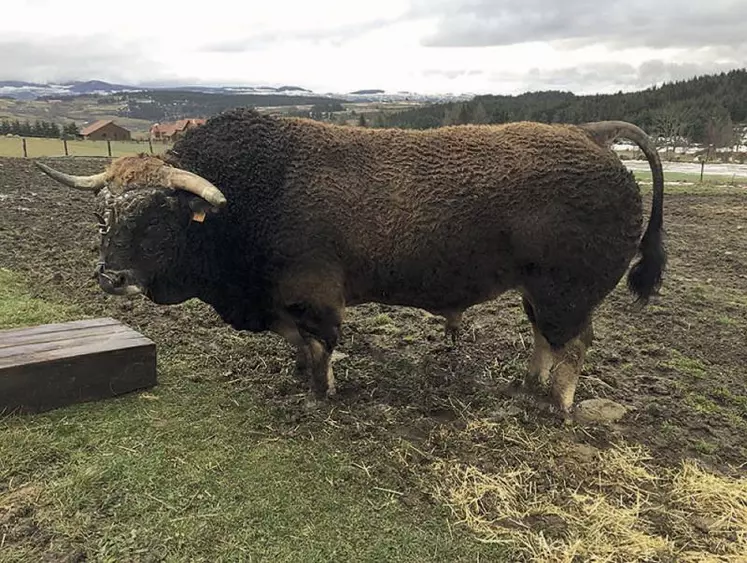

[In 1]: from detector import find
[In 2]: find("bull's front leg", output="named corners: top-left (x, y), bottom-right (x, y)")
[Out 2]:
top-left (305, 337), bottom-right (336, 398)
top-left (275, 268), bottom-right (346, 400)
top-left (293, 305), bottom-right (342, 399)
top-left (269, 317), bottom-right (335, 399)
top-left (269, 317), bottom-right (313, 381)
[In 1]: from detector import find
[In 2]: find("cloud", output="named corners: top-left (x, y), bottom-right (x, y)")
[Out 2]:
top-left (415, 0), bottom-right (747, 50)
top-left (520, 59), bottom-right (747, 94)
top-left (201, 17), bottom-right (400, 52)
top-left (0, 34), bottom-right (163, 84)
top-left (422, 69), bottom-right (484, 79)
top-left (1, 1), bottom-right (745, 96)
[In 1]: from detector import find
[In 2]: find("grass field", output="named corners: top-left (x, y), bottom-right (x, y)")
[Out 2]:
top-left (0, 137), bottom-right (172, 158)
top-left (632, 169), bottom-right (747, 186)
top-left (1, 156), bottom-right (746, 561)
top-left (1, 274), bottom-right (497, 562)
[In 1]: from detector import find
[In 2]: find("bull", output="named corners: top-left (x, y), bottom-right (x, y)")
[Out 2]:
top-left (34, 108), bottom-right (666, 413)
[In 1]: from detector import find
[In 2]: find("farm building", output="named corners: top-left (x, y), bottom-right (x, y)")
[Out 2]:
top-left (149, 118), bottom-right (206, 142)
top-left (80, 120), bottom-right (131, 141)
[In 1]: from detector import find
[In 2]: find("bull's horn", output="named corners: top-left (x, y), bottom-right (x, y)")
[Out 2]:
top-left (34, 161), bottom-right (108, 191)
top-left (166, 168), bottom-right (227, 208)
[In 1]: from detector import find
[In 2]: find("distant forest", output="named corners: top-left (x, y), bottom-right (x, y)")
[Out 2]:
top-left (116, 90), bottom-right (346, 121)
top-left (376, 69), bottom-right (747, 148)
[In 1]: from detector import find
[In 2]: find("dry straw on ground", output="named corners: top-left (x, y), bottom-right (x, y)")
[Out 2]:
top-left (417, 419), bottom-right (747, 562)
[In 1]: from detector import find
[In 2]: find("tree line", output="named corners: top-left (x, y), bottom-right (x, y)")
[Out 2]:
top-left (376, 69), bottom-right (747, 149)
top-left (118, 90), bottom-right (348, 121)
top-left (0, 119), bottom-right (81, 139)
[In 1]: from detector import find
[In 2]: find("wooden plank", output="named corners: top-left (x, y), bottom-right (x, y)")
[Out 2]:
top-left (0, 317), bottom-right (124, 348)
top-left (0, 329), bottom-right (146, 363)
top-left (0, 317), bottom-right (157, 415)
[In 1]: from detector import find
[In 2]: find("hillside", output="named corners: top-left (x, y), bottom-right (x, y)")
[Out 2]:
top-left (0, 90), bottom-right (352, 136)
top-left (378, 69), bottom-right (747, 146)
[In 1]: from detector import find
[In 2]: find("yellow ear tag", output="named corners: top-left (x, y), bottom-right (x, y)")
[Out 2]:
top-left (192, 210), bottom-right (206, 223)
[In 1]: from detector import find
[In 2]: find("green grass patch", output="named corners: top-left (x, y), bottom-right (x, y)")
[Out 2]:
top-left (371, 313), bottom-right (394, 326)
top-left (662, 351), bottom-right (709, 379)
top-left (0, 269), bottom-right (502, 561)
top-left (692, 439), bottom-right (718, 455)
top-left (685, 394), bottom-right (722, 415)
top-left (632, 169), bottom-right (747, 184)
top-left (0, 137), bottom-right (171, 158)
top-left (0, 268), bottom-right (82, 329)
top-left (711, 386), bottom-right (747, 417)
top-left (717, 315), bottom-right (741, 327)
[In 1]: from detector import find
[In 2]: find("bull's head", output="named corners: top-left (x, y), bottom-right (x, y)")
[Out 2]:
top-left (35, 154), bottom-right (227, 304)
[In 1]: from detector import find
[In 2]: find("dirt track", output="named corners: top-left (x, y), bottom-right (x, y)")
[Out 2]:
top-left (1, 156), bottom-right (746, 557)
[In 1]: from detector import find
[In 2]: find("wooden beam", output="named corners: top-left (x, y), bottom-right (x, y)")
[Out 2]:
top-left (0, 317), bottom-right (157, 415)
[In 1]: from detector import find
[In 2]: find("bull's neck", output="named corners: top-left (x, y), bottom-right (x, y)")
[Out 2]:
top-left (184, 216), bottom-right (273, 333)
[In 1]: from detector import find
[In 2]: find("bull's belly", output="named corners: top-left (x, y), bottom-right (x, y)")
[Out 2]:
top-left (345, 260), bottom-right (517, 312)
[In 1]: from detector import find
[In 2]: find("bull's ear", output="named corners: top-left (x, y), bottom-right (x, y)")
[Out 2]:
top-left (188, 197), bottom-right (221, 222)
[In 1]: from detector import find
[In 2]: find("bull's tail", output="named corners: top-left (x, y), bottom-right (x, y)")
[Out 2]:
top-left (579, 120), bottom-right (666, 305)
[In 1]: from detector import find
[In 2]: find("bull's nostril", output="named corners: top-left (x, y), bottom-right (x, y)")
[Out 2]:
top-left (98, 270), bottom-right (127, 290)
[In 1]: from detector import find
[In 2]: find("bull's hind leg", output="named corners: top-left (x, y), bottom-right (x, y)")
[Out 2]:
top-left (443, 310), bottom-right (464, 344)
top-left (548, 334), bottom-right (589, 413)
top-left (521, 297), bottom-right (554, 390)
top-left (522, 292), bottom-right (595, 413)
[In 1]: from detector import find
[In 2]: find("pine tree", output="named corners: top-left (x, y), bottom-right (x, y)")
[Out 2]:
top-left (471, 101), bottom-right (490, 124)
top-left (63, 122), bottom-right (80, 139)
top-left (19, 120), bottom-right (32, 136)
top-left (443, 103), bottom-right (465, 126)
top-left (32, 120), bottom-right (45, 137)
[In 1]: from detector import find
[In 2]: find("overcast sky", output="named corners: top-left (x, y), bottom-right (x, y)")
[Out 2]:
top-left (1, 0), bottom-right (746, 95)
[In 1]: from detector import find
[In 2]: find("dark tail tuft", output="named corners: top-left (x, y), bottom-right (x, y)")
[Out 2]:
top-left (627, 221), bottom-right (666, 304)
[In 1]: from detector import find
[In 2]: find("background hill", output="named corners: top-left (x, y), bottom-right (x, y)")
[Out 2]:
top-left (377, 69), bottom-right (747, 149)
top-left (2, 70), bottom-right (746, 152)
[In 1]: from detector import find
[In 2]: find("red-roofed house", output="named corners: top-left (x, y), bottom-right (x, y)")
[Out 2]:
top-left (149, 118), bottom-right (206, 142)
top-left (80, 120), bottom-right (131, 141)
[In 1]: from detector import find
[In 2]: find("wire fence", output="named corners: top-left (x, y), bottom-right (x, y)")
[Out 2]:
top-left (0, 137), bottom-right (174, 159)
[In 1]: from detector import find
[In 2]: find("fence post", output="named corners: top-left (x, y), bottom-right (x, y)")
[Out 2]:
top-left (22, 138), bottom-right (27, 158)
top-left (149, 139), bottom-right (153, 154)
top-left (107, 140), bottom-right (112, 157)
top-left (63, 138), bottom-right (69, 156)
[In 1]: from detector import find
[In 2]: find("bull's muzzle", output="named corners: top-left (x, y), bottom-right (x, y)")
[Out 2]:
top-left (97, 268), bottom-right (142, 297)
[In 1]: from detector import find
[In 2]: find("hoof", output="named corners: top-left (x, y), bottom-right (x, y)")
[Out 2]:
top-left (304, 393), bottom-right (324, 410)
top-left (444, 328), bottom-right (460, 345)
top-left (523, 370), bottom-right (551, 395)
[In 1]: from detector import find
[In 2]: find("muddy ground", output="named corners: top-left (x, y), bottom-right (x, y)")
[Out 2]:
top-left (1, 156), bottom-right (746, 559)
